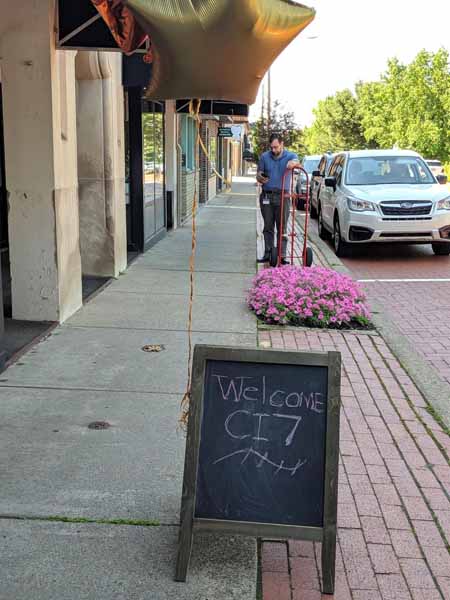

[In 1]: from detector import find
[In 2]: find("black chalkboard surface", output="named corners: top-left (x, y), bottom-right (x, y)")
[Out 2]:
top-left (196, 360), bottom-right (328, 527)
top-left (176, 345), bottom-right (341, 595)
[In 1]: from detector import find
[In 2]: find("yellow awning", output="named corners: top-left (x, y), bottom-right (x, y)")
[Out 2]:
top-left (93, 0), bottom-right (315, 104)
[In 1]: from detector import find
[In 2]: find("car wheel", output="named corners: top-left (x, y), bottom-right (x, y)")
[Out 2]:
top-left (296, 197), bottom-right (306, 211)
top-left (318, 204), bottom-right (329, 240)
top-left (333, 215), bottom-right (352, 257)
top-left (304, 246), bottom-right (313, 267)
top-left (432, 242), bottom-right (450, 256)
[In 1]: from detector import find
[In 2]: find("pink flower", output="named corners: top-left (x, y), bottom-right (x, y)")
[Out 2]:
top-left (247, 265), bottom-right (371, 329)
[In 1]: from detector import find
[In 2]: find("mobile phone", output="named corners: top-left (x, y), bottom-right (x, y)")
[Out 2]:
top-left (261, 172), bottom-right (269, 178)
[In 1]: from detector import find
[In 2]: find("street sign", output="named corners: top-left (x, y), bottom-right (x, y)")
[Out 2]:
top-left (218, 127), bottom-right (233, 138)
top-left (175, 344), bottom-right (341, 594)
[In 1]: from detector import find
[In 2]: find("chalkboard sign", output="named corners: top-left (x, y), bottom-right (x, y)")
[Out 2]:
top-left (176, 345), bottom-right (341, 594)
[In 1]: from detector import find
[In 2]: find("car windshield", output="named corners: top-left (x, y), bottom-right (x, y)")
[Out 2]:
top-left (302, 158), bottom-right (321, 173)
top-left (346, 156), bottom-right (435, 185)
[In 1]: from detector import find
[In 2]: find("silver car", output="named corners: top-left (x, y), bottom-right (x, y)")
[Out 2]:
top-left (426, 159), bottom-right (448, 184)
top-left (310, 152), bottom-right (335, 218)
top-left (317, 149), bottom-right (450, 257)
top-left (295, 155), bottom-right (321, 209)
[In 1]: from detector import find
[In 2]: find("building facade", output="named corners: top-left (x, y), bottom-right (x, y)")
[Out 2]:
top-left (0, 1), bottom-right (248, 364)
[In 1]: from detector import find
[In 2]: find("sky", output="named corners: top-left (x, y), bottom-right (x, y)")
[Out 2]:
top-left (249, 0), bottom-right (450, 127)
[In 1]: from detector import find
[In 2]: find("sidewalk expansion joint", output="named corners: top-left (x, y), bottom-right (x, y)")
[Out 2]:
top-left (0, 514), bottom-right (162, 527)
top-left (0, 383), bottom-right (184, 396)
top-left (63, 324), bottom-right (255, 335)
top-left (108, 290), bottom-right (247, 299)
top-left (128, 267), bottom-right (256, 275)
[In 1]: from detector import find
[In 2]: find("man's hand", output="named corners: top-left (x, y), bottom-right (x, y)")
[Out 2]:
top-left (286, 160), bottom-right (301, 170)
top-left (256, 172), bottom-right (269, 185)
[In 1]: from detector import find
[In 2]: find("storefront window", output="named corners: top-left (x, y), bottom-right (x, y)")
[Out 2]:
top-left (209, 135), bottom-right (216, 176)
top-left (181, 115), bottom-right (196, 171)
top-left (142, 103), bottom-right (165, 245)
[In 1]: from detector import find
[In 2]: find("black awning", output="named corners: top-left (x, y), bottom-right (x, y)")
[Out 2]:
top-left (176, 101), bottom-right (249, 118)
top-left (57, 0), bottom-right (147, 51)
top-left (57, 0), bottom-right (118, 49)
top-left (123, 54), bottom-right (152, 88)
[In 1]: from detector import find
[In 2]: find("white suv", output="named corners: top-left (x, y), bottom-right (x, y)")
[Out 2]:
top-left (317, 149), bottom-right (450, 257)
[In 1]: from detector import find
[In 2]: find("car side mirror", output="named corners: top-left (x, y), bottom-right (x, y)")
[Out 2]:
top-left (325, 176), bottom-right (336, 190)
top-left (312, 170), bottom-right (321, 177)
top-left (437, 174), bottom-right (448, 185)
top-left (243, 150), bottom-right (258, 163)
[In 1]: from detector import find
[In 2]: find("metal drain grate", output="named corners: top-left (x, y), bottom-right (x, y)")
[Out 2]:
top-left (88, 421), bottom-right (111, 430)
top-left (142, 344), bottom-right (165, 353)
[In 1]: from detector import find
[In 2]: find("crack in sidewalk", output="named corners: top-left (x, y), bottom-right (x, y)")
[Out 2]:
top-left (0, 514), bottom-right (162, 527)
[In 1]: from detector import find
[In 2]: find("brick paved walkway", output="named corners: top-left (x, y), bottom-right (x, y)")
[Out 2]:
top-left (259, 327), bottom-right (450, 600)
top-left (341, 244), bottom-right (450, 388)
top-left (359, 280), bottom-right (450, 386)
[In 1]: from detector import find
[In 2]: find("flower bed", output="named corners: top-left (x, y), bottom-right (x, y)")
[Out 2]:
top-left (247, 266), bottom-right (372, 329)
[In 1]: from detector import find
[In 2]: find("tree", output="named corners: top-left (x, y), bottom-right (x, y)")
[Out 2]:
top-left (303, 89), bottom-right (369, 154)
top-left (358, 49), bottom-right (450, 161)
top-left (142, 112), bottom-right (164, 166)
top-left (251, 101), bottom-right (306, 158)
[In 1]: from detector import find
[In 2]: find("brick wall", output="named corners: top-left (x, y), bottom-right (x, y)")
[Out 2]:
top-left (179, 169), bottom-right (200, 225)
top-left (177, 115), bottom-right (200, 225)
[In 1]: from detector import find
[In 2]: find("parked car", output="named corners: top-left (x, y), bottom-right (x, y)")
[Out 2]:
top-left (426, 159), bottom-right (448, 185)
top-left (426, 159), bottom-right (444, 177)
top-left (309, 152), bottom-right (334, 218)
top-left (316, 149), bottom-right (450, 257)
top-left (295, 155), bottom-right (321, 210)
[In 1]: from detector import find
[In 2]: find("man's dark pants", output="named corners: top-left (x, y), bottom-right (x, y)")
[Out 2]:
top-left (259, 191), bottom-right (290, 258)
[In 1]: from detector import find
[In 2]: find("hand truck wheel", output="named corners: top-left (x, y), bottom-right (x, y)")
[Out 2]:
top-left (304, 246), bottom-right (313, 267)
top-left (269, 247), bottom-right (278, 267)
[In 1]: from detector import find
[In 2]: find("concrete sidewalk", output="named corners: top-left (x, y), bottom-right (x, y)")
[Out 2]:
top-left (0, 179), bottom-right (258, 600)
top-left (260, 209), bottom-right (450, 599)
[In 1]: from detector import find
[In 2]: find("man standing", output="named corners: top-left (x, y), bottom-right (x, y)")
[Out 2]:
top-left (256, 133), bottom-right (300, 264)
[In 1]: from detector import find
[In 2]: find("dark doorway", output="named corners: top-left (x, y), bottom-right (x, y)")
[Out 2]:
top-left (125, 89), bottom-right (166, 256)
top-left (0, 84), bottom-right (11, 320)
top-left (142, 100), bottom-right (166, 250)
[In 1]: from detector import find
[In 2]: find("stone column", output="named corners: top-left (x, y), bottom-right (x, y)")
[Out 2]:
top-left (0, 1), bottom-right (82, 323)
top-left (76, 51), bottom-right (127, 278)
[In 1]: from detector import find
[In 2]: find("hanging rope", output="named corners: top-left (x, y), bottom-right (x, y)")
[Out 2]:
top-left (180, 100), bottom-right (236, 426)
top-left (180, 99), bottom-right (202, 427)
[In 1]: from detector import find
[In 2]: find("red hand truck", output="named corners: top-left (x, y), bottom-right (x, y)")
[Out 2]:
top-left (269, 166), bottom-right (314, 268)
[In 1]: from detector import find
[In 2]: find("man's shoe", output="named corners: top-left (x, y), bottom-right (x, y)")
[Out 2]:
top-left (281, 258), bottom-right (290, 265)
top-left (257, 254), bottom-right (270, 263)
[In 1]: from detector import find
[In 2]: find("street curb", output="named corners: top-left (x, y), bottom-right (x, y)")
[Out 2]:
top-left (307, 221), bottom-right (450, 430)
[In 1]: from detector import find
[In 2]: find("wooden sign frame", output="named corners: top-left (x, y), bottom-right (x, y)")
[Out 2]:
top-left (175, 345), bottom-right (341, 594)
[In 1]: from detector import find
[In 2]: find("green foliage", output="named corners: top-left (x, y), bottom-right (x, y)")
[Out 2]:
top-left (251, 101), bottom-right (306, 158)
top-left (306, 48), bottom-right (450, 163)
top-left (304, 89), bottom-right (369, 154)
top-left (142, 112), bottom-right (164, 165)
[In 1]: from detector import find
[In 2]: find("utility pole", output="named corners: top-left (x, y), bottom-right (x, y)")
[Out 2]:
top-left (267, 68), bottom-right (272, 138)
top-left (261, 82), bottom-right (265, 121)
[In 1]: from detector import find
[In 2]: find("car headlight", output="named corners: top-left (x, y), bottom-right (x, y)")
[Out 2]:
top-left (437, 196), bottom-right (450, 211)
top-left (346, 197), bottom-right (375, 212)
